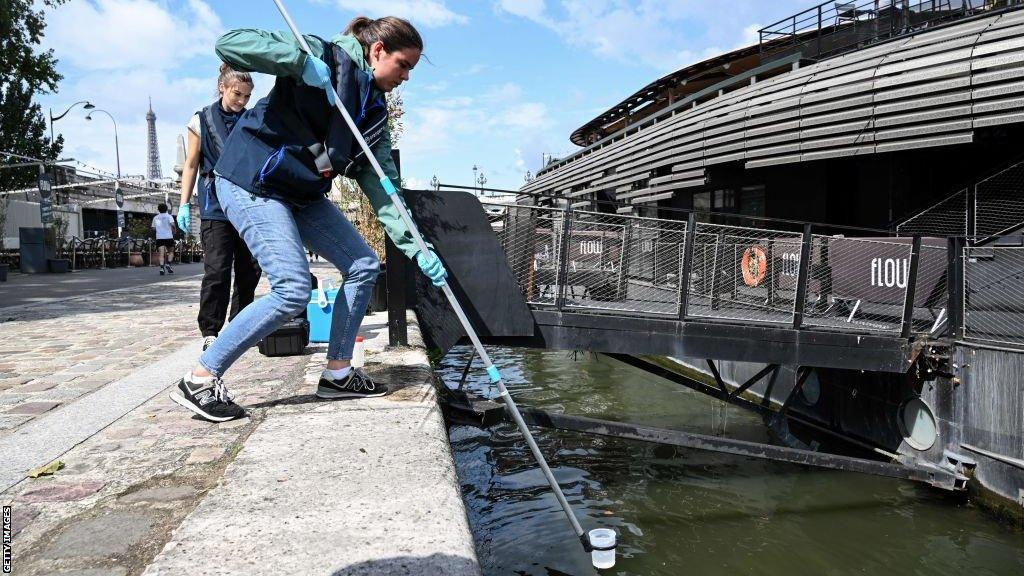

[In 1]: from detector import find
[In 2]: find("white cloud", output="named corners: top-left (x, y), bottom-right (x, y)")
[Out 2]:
top-left (496, 0), bottom-right (780, 71)
top-left (38, 0), bottom-right (282, 179)
top-left (404, 176), bottom-right (428, 189)
top-left (492, 103), bottom-right (548, 131)
top-left (331, 0), bottom-right (468, 28)
top-left (46, 0), bottom-right (222, 71)
top-left (496, 0), bottom-right (549, 22)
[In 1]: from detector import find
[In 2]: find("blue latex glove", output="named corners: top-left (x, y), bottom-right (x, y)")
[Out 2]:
top-left (415, 249), bottom-right (448, 287)
top-left (176, 204), bottom-right (191, 232)
top-left (301, 54), bottom-right (335, 105)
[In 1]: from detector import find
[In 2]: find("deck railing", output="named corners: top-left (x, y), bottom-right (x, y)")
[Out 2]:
top-left (759, 0), bottom-right (1021, 61)
top-left (483, 201), bottom-right (971, 343)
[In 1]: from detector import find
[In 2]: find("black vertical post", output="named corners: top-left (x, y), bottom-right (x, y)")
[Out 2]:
top-left (817, 5), bottom-right (823, 58)
top-left (555, 205), bottom-right (573, 310)
top-left (966, 184), bottom-right (977, 244)
top-left (711, 230), bottom-right (726, 311)
top-left (386, 149), bottom-right (408, 346)
top-left (900, 235), bottom-right (922, 338)
top-left (615, 220), bottom-right (632, 300)
top-left (947, 236), bottom-right (964, 340)
top-left (792, 224), bottom-right (813, 329)
top-left (678, 212), bottom-right (697, 320)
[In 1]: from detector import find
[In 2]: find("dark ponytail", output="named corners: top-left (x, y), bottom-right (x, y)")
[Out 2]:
top-left (344, 15), bottom-right (423, 61)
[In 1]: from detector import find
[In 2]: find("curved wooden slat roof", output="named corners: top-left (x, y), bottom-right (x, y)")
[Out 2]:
top-left (524, 9), bottom-right (1024, 207)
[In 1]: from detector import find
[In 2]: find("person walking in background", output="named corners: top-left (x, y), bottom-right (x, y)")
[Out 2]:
top-left (169, 16), bottom-right (447, 422)
top-left (177, 64), bottom-right (262, 351)
top-left (151, 203), bottom-right (176, 275)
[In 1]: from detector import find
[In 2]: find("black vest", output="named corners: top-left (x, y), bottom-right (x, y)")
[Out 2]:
top-left (196, 101), bottom-right (242, 220)
top-left (214, 37), bottom-right (389, 202)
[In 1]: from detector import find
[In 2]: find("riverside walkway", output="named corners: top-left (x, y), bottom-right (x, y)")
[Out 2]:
top-left (0, 263), bottom-right (480, 576)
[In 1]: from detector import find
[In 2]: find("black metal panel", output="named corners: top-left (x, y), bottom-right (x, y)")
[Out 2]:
top-left (524, 309), bottom-right (918, 373)
top-left (405, 190), bottom-right (535, 353)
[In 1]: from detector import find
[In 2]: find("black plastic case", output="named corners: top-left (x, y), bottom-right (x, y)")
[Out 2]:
top-left (258, 318), bottom-right (310, 357)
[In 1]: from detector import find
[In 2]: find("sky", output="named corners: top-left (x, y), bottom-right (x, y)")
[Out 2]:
top-left (34, 0), bottom-right (811, 192)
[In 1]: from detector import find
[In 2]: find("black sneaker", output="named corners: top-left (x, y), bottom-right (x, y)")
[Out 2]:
top-left (316, 368), bottom-right (387, 399)
top-left (159, 265), bottom-right (165, 276)
top-left (169, 373), bottom-right (247, 422)
top-left (166, 264), bottom-right (174, 274)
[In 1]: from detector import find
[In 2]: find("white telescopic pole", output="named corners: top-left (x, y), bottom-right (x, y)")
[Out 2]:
top-left (271, 0), bottom-right (592, 548)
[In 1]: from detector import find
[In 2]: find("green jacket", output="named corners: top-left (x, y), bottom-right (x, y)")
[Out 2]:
top-left (215, 29), bottom-right (418, 260)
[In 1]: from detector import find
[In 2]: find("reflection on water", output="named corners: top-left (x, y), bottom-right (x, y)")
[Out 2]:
top-left (440, 346), bottom-right (1024, 576)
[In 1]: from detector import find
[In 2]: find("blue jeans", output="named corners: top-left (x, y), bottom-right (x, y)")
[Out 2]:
top-left (199, 176), bottom-right (379, 377)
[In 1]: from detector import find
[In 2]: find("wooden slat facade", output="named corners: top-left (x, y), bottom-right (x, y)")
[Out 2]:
top-left (524, 10), bottom-right (1024, 209)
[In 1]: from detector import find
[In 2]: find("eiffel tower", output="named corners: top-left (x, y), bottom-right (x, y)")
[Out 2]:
top-left (146, 97), bottom-right (163, 181)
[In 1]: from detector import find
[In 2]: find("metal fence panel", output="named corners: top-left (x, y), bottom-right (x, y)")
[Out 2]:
top-left (685, 222), bottom-right (801, 324)
top-left (803, 235), bottom-right (914, 333)
top-left (963, 246), bottom-right (1024, 348)
top-left (895, 188), bottom-right (967, 238)
top-left (562, 210), bottom-right (688, 315)
top-left (974, 159), bottom-right (1024, 242)
top-left (484, 203), bottom-right (566, 306)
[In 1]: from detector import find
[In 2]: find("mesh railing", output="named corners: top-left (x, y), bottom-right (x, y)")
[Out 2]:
top-left (686, 223), bottom-right (803, 325)
top-left (912, 241), bottom-right (950, 334)
top-left (803, 235), bottom-right (913, 333)
top-left (963, 246), bottom-right (1024, 347)
top-left (975, 160), bottom-right (1024, 243)
top-left (894, 157), bottom-right (1024, 242)
top-left (484, 201), bottom-right (956, 338)
top-left (562, 210), bottom-right (688, 315)
top-left (485, 203), bottom-right (566, 306)
top-left (896, 189), bottom-right (967, 238)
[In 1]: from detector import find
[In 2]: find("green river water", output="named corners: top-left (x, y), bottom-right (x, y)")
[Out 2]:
top-left (438, 346), bottom-right (1024, 576)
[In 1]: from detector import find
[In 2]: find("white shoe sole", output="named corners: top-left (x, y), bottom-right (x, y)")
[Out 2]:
top-left (169, 391), bottom-right (243, 422)
top-left (315, 388), bottom-right (387, 399)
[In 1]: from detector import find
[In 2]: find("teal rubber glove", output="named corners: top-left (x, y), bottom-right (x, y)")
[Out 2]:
top-left (301, 55), bottom-right (335, 105)
top-left (415, 249), bottom-right (448, 287)
top-left (176, 204), bottom-right (191, 232)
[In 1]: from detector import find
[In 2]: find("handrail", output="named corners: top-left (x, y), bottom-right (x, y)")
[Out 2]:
top-left (759, 0), bottom-right (1022, 60)
top-left (438, 183), bottom-right (891, 235)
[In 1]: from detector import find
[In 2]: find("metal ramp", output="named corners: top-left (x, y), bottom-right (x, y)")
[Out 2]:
top-left (405, 190), bottom-right (955, 374)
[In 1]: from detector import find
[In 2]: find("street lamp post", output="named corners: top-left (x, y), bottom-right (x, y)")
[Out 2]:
top-left (477, 171), bottom-right (487, 196)
top-left (86, 109), bottom-right (124, 243)
top-left (49, 100), bottom-right (95, 145)
top-left (472, 164), bottom-right (478, 196)
top-left (84, 109), bottom-right (121, 178)
top-left (430, 175), bottom-right (440, 191)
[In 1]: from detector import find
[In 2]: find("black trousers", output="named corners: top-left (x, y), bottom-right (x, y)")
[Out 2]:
top-left (198, 219), bottom-right (262, 337)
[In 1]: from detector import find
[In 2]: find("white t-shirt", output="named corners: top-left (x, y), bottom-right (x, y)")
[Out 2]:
top-left (152, 213), bottom-right (176, 240)
top-left (187, 113), bottom-right (201, 139)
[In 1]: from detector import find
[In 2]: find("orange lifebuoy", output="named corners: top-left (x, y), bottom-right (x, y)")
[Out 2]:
top-left (741, 245), bottom-right (768, 287)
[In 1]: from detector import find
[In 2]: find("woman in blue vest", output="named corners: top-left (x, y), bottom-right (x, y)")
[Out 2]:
top-left (170, 16), bottom-right (447, 422)
top-left (177, 64), bottom-right (262, 352)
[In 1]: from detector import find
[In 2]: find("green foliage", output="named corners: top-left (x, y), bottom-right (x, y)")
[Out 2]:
top-left (126, 217), bottom-right (151, 240)
top-left (331, 90), bottom-right (406, 262)
top-left (0, 0), bottom-right (66, 192)
top-left (45, 213), bottom-right (68, 250)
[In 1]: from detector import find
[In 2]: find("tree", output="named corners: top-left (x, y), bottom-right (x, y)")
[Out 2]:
top-left (0, 0), bottom-right (66, 192)
top-left (333, 90), bottom-right (406, 261)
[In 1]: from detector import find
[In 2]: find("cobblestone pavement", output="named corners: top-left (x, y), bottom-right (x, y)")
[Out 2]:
top-left (1, 262), bottom-right (438, 575)
top-left (0, 275), bottom-right (207, 433)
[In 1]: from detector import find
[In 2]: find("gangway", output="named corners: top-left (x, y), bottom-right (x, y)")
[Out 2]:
top-left (399, 188), bottom-right (1018, 492)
